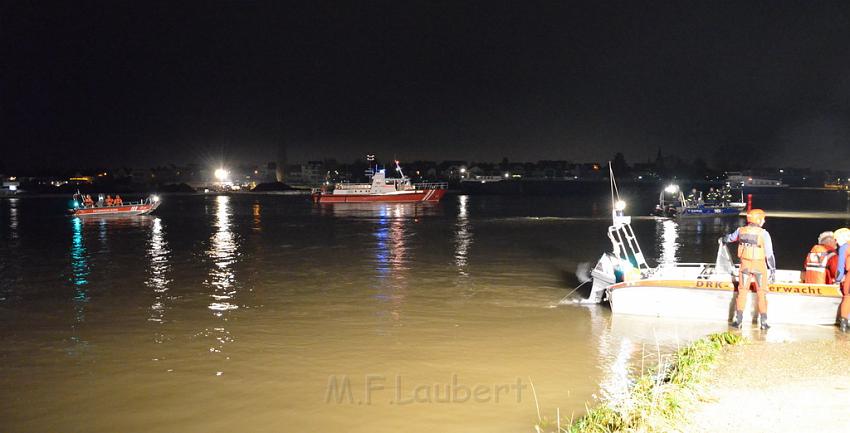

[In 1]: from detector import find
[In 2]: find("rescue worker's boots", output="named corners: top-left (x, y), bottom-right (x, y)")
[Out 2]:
top-left (759, 313), bottom-right (770, 330)
top-left (730, 311), bottom-right (744, 329)
top-left (840, 318), bottom-right (849, 333)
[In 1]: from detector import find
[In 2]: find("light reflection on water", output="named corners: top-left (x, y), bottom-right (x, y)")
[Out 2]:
top-left (207, 195), bottom-right (239, 314)
top-left (656, 218), bottom-right (679, 264)
top-left (68, 216), bottom-right (90, 353)
top-left (8, 197), bottom-right (19, 241)
top-left (70, 217), bottom-right (90, 303)
top-left (252, 201), bottom-right (261, 231)
top-left (1, 199), bottom-right (20, 301)
top-left (372, 204), bottom-right (410, 323)
top-left (147, 217), bottom-right (171, 326)
top-left (455, 195), bottom-right (472, 278)
top-left (203, 196), bottom-right (238, 363)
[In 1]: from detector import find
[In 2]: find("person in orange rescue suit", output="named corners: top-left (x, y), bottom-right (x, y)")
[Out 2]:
top-left (105, 195), bottom-right (114, 206)
top-left (802, 231), bottom-right (838, 284)
top-left (720, 208), bottom-right (776, 330)
top-left (83, 194), bottom-right (93, 207)
top-left (834, 228), bottom-right (850, 332)
top-left (114, 194), bottom-right (123, 206)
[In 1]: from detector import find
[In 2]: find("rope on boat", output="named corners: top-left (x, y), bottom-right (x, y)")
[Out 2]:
top-left (559, 280), bottom-right (589, 303)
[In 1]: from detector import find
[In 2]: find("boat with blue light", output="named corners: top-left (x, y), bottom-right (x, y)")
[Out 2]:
top-left (652, 183), bottom-right (745, 218)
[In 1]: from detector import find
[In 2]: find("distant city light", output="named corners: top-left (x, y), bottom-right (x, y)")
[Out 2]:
top-left (214, 168), bottom-right (229, 181)
top-left (459, 167), bottom-right (467, 174)
top-left (504, 172), bottom-right (510, 178)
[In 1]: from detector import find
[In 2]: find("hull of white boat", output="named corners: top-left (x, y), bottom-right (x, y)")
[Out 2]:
top-left (608, 279), bottom-right (841, 326)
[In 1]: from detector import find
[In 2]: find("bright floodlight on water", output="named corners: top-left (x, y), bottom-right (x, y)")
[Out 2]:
top-left (614, 200), bottom-right (627, 211)
top-left (151, 195), bottom-right (160, 203)
top-left (459, 167), bottom-right (467, 174)
top-left (214, 168), bottom-right (229, 181)
top-left (504, 172), bottom-right (510, 178)
top-left (664, 184), bottom-right (679, 194)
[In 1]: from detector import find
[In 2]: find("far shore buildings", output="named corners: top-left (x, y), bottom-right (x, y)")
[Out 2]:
top-left (3, 156), bottom-right (848, 191)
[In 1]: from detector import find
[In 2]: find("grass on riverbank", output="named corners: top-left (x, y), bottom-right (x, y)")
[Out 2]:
top-left (536, 332), bottom-right (743, 433)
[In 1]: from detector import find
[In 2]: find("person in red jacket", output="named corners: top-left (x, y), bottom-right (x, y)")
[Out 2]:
top-left (802, 231), bottom-right (838, 284)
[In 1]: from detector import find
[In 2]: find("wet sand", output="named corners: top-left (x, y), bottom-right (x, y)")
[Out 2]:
top-left (687, 337), bottom-right (850, 433)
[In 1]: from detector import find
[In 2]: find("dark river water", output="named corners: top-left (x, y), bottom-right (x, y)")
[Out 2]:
top-left (1, 189), bottom-right (848, 433)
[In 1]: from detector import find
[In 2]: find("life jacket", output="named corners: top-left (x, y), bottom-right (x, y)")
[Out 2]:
top-left (803, 244), bottom-right (835, 284)
top-left (737, 225), bottom-right (766, 262)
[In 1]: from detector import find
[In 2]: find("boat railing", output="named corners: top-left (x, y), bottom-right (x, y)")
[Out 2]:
top-left (651, 261), bottom-right (742, 278)
top-left (413, 182), bottom-right (448, 190)
top-left (334, 182), bottom-right (372, 189)
top-left (77, 197), bottom-right (157, 208)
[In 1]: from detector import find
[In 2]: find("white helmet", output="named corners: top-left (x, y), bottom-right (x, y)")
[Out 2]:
top-left (835, 228), bottom-right (850, 245)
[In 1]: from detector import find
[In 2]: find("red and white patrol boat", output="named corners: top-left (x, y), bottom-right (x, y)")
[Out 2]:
top-left (69, 194), bottom-right (162, 217)
top-left (311, 161), bottom-right (447, 203)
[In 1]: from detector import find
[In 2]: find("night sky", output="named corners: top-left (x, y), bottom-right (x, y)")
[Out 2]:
top-left (4, 1), bottom-right (850, 171)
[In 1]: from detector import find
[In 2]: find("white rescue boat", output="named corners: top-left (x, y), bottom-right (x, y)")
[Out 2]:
top-left (581, 165), bottom-right (841, 326)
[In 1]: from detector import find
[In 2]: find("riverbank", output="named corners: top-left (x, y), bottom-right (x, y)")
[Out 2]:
top-left (537, 333), bottom-right (743, 433)
top-left (542, 334), bottom-right (850, 433)
top-left (686, 338), bottom-right (850, 433)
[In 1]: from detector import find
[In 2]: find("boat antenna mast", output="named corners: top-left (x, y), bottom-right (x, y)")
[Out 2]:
top-left (607, 162), bottom-right (650, 273)
top-left (365, 154), bottom-right (376, 179)
top-left (610, 163), bottom-right (625, 224)
top-left (394, 160), bottom-right (407, 180)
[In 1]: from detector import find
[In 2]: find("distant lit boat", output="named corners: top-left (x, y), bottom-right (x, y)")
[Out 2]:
top-left (312, 160), bottom-right (447, 203)
top-left (579, 166), bottom-right (841, 327)
top-left (727, 172), bottom-right (788, 188)
top-left (69, 194), bottom-right (161, 216)
top-left (824, 180), bottom-right (850, 191)
top-left (652, 184), bottom-right (745, 218)
top-left (461, 175), bottom-right (509, 184)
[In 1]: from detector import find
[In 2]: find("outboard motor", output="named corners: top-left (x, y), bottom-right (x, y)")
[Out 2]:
top-left (586, 253), bottom-right (618, 303)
